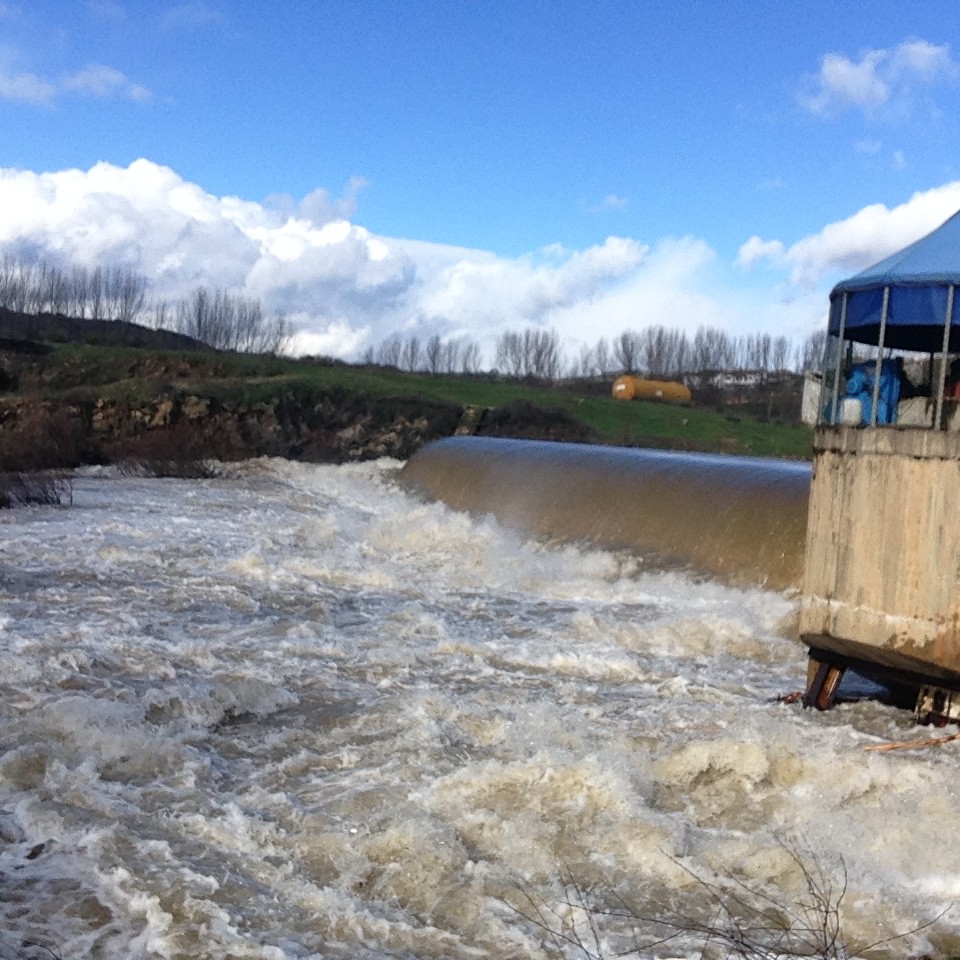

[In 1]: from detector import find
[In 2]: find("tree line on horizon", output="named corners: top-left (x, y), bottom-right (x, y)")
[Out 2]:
top-left (0, 251), bottom-right (826, 380)
top-left (368, 326), bottom-right (827, 381)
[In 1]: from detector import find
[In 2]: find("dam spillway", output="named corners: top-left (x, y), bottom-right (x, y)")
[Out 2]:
top-left (399, 436), bottom-right (811, 592)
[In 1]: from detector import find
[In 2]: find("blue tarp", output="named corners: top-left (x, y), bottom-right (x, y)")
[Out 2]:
top-left (828, 210), bottom-right (960, 352)
top-left (845, 358), bottom-right (901, 424)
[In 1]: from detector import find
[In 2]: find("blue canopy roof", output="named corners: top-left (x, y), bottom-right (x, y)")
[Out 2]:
top-left (829, 210), bottom-right (960, 352)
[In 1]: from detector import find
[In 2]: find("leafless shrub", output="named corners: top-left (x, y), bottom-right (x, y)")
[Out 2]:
top-left (114, 458), bottom-right (220, 479)
top-left (0, 403), bottom-right (87, 472)
top-left (0, 471), bottom-right (72, 509)
top-left (106, 424), bottom-right (223, 478)
top-left (510, 840), bottom-right (946, 960)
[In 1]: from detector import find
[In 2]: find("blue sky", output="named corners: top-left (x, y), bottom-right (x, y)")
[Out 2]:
top-left (3, 0), bottom-right (960, 359)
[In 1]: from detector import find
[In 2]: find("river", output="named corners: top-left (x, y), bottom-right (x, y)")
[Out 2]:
top-left (0, 454), bottom-right (957, 958)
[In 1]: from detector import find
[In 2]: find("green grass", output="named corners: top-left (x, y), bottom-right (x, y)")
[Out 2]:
top-left (3, 343), bottom-right (814, 459)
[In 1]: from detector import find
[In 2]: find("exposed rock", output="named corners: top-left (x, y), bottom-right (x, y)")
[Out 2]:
top-left (150, 399), bottom-right (175, 428)
top-left (0, 385), bottom-right (591, 473)
top-left (182, 396), bottom-right (210, 420)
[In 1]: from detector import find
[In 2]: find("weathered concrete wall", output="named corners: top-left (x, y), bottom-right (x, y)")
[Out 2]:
top-left (800, 425), bottom-right (960, 682)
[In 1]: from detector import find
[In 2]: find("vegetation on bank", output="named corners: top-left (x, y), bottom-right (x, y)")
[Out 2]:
top-left (0, 336), bottom-right (813, 464)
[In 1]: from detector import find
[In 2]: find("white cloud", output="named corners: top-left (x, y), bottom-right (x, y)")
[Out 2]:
top-left (0, 158), bottom-right (869, 362)
top-left (289, 320), bottom-right (371, 358)
top-left (586, 193), bottom-right (629, 213)
top-left (800, 49), bottom-right (889, 116)
top-left (298, 176), bottom-right (371, 226)
top-left (799, 40), bottom-right (959, 118)
top-left (0, 69), bottom-right (56, 105)
top-left (891, 39), bottom-right (957, 81)
top-left (735, 182), bottom-right (960, 288)
top-left (735, 236), bottom-right (785, 269)
top-left (0, 62), bottom-right (151, 104)
top-left (601, 194), bottom-right (628, 210)
top-left (62, 64), bottom-right (151, 101)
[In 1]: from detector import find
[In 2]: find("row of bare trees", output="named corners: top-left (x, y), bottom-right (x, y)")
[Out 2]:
top-left (572, 327), bottom-right (823, 379)
top-left (367, 325), bottom-right (826, 380)
top-left (0, 256), bottom-right (147, 324)
top-left (153, 288), bottom-right (293, 355)
top-left (0, 254), bottom-right (293, 355)
top-left (363, 333), bottom-right (484, 374)
top-left (2, 251), bottom-right (827, 373)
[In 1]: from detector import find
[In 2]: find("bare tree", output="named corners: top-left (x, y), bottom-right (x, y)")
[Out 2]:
top-left (641, 325), bottom-right (673, 377)
top-left (693, 326), bottom-right (733, 372)
top-left (459, 340), bottom-right (481, 373)
top-left (425, 334), bottom-right (443, 374)
top-left (376, 335), bottom-right (403, 367)
top-left (593, 337), bottom-right (612, 376)
top-left (495, 328), bottom-right (564, 380)
top-left (263, 310), bottom-right (293, 356)
top-left (42, 264), bottom-right (69, 315)
top-left (529, 328), bottom-right (562, 379)
top-left (797, 330), bottom-right (828, 372)
top-left (401, 335), bottom-right (422, 372)
top-left (771, 335), bottom-right (791, 373)
top-left (613, 330), bottom-right (642, 373)
top-left (114, 267), bottom-right (147, 323)
top-left (495, 330), bottom-right (526, 377)
top-left (69, 265), bottom-right (89, 319)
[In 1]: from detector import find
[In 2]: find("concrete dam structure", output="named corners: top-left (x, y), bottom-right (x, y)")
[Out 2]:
top-left (403, 214), bottom-right (960, 725)
top-left (399, 436), bottom-right (811, 593)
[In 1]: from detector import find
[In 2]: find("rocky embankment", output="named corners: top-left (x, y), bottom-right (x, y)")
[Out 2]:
top-left (0, 387), bottom-right (593, 475)
top-left (0, 390), bottom-right (466, 470)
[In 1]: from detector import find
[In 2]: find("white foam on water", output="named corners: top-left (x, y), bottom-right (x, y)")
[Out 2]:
top-left (0, 456), bottom-right (957, 958)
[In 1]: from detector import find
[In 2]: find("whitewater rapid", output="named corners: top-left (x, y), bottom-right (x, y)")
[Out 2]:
top-left (0, 457), bottom-right (958, 959)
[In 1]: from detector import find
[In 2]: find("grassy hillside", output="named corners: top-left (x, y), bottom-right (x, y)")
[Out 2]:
top-left (0, 340), bottom-right (813, 460)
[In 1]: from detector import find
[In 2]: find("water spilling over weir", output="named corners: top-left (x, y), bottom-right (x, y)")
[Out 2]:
top-left (400, 436), bottom-right (812, 591)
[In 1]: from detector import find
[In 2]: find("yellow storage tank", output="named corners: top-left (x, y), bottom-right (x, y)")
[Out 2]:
top-left (611, 375), bottom-right (692, 403)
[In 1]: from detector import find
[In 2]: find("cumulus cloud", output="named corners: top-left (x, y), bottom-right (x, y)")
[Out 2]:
top-left (736, 181), bottom-right (960, 288)
top-left (0, 62), bottom-right (151, 105)
top-left (11, 158), bottom-right (901, 360)
top-left (799, 39), bottom-right (959, 118)
top-left (0, 159), bottom-right (683, 358)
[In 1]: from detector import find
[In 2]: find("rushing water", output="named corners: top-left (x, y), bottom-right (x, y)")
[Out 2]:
top-left (400, 438), bottom-right (811, 591)
top-left (1, 456), bottom-right (959, 959)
